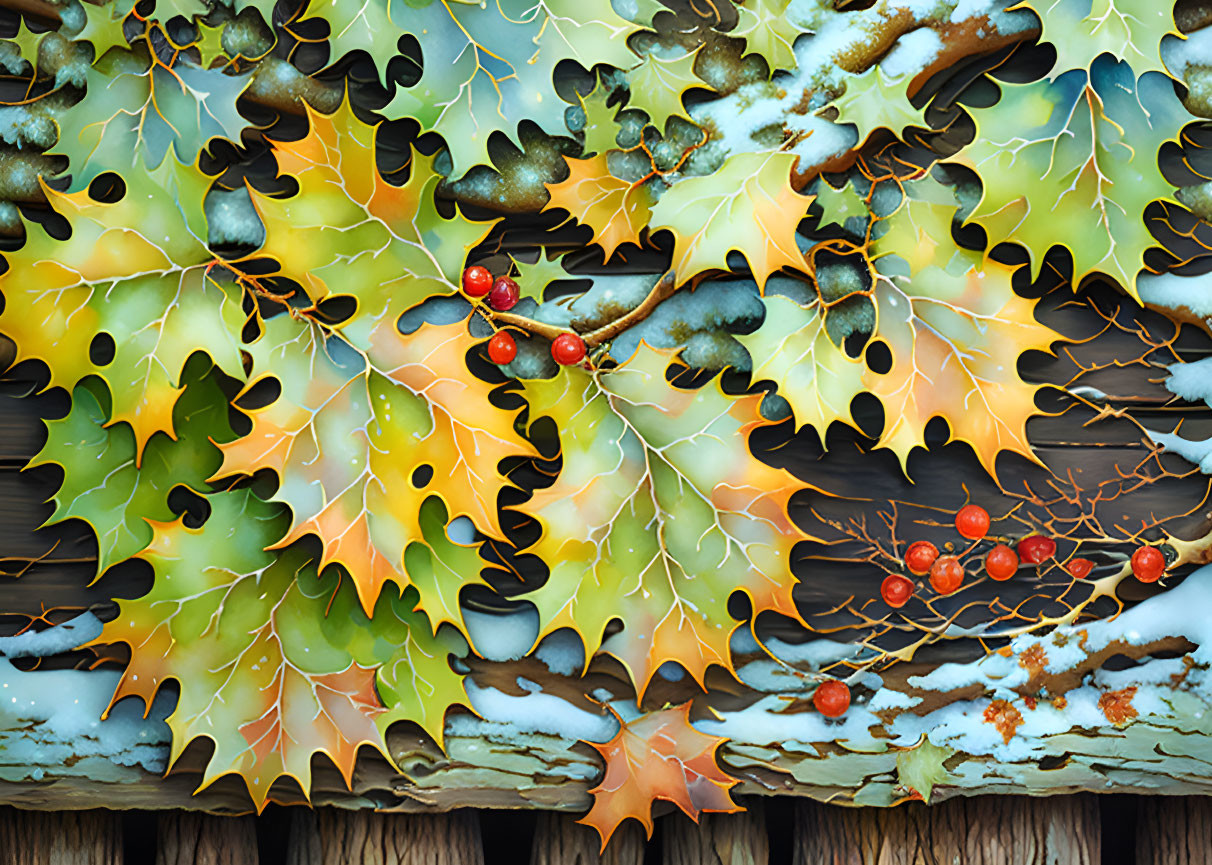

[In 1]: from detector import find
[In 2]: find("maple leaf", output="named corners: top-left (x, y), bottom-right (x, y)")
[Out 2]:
top-left (91, 489), bottom-right (468, 809)
top-left (626, 49), bottom-right (705, 130)
top-left (948, 55), bottom-right (1190, 298)
top-left (29, 366), bottom-right (232, 578)
top-left (829, 65), bottom-right (928, 144)
top-left (0, 158), bottom-right (245, 456)
top-left (509, 251), bottom-right (573, 303)
top-left (516, 344), bottom-right (806, 694)
top-left (866, 175), bottom-right (1060, 473)
top-left (246, 98), bottom-right (495, 342)
top-left (51, 61), bottom-right (251, 191)
top-left (648, 151), bottom-right (813, 289)
top-left (581, 703), bottom-right (740, 849)
top-left (213, 313), bottom-right (533, 617)
top-left (731, 0), bottom-right (802, 74)
top-left (381, 0), bottom-right (639, 175)
top-left (544, 154), bottom-right (655, 261)
top-left (1009, 0), bottom-right (1176, 78)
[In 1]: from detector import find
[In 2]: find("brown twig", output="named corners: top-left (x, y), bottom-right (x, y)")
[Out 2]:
top-left (491, 271), bottom-right (678, 350)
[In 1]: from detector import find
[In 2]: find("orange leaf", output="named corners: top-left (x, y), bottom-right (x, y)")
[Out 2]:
top-left (580, 704), bottom-right (741, 850)
top-left (543, 154), bottom-right (654, 261)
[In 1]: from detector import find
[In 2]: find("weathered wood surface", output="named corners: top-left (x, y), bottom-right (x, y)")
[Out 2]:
top-left (287, 809), bottom-right (485, 865)
top-left (155, 812), bottom-right (260, 865)
top-left (0, 807), bottom-right (122, 865)
top-left (529, 811), bottom-right (644, 865)
top-left (1136, 797), bottom-right (1212, 865)
top-left (663, 803), bottom-right (768, 865)
top-left (791, 796), bottom-right (1101, 865)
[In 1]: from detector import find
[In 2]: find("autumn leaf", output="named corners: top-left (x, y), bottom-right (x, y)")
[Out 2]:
top-left (581, 703), bottom-right (740, 849)
top-left (1009, 0), bottom-right (1176, 78)
top-left (247, 98), bottom-right (495, 343)
top-left (381, 0), bottom-right (640, 175)
top-left (90, 489), bottom-right (469, 809)
top-left (544, 154), bottom-right (655, 261)
top-left (213, 313), bottom-right (533, 617)
top-left (51, 61), bottom-right (251, 191)
top-left (516, 344), bottom-right (807, 694)
top-left (648, 151), bottom-right (813, 289)
top-left (830, 65), bottom-right (928, 144)
top-left (866, 175), bottom-right (1060, 473)
top-left (948, 55), bottom-right (1190, 298)
top-left (0, 158), bottom-right (245, 456)
top-left (29, 364), bottom-right (232, 578)
top-left (895, 739), bottom-right (954, 803)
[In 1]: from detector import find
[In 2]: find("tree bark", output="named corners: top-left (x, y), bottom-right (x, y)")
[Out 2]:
top-left (155, 812), bottom-right (259, 865)
top-left (287, 808), bottom-right (485, 865)
top-left (528, 810), bottom-right (645, 865)
top-left (0, 807), bottom-right (122, 865)
top-left (663, 802), bottom-right (768, 865)
top-left (1136, 796), bottom-right (1212, 865)
top-left (792, 795), bottom-right (1100, 865)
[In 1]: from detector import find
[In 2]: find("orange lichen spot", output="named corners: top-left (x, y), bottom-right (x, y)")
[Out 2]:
top-left (1023, 695), bottom-right (1037, 711)
top-left (1019, 643), bottom-right (1048, 678)
top-left (1053, 695), bottom-right (1068, 710)
top-left (983, 699), bottom-right (1024, 745)
top-left (1098, 687), bottom-right (1138, 726)
top-left (1171, 656), bottom-right (1196, 688)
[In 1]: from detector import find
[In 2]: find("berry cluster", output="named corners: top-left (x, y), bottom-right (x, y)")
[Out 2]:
top-left (881, 505), bottom-right (1171, 608)
top-left (462, 266), bottom-right (587, 368)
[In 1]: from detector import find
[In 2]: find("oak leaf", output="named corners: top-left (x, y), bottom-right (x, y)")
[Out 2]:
top-left (648, 151), bottom-right (812, 289)
top-left (517, 344), bottom-right (806, 694)
top-left (948, 56), bottom-right (1190, 298)
top-left (581, 703), bottom-right (740, 849)
top-left (544, 154), bottom-right (655, 261)
top-left (213, 313), bottom-right (534, 617)
top-left (90, 489), bottom-right (468, 810)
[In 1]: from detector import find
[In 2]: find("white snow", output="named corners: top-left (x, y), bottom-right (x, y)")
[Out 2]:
top-left (1162, 27), bottom-right (1212, 78)
top-left (1138, 271), bottom-right (1212, 319)
top-left (462, 605), bottom-right (539, 662)
top-left (0, 613), bottom-right (102, 659)
top-left (879, 28), bottom-right (944, 78)
top-left (462, 679), bottom-right (619, 742)
top-left (533, 629), bottom-right (585, 676)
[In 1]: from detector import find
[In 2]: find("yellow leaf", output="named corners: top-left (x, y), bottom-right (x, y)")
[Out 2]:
top-left (544, 154), bottom-right (654, 261)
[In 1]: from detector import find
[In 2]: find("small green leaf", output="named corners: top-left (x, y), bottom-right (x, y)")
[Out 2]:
top-left (896, 739), bottom-right (955, 803)
top-left (626, 49), bottom-right (704, 130)
top-left (829, 65), bottom-right (927, 145)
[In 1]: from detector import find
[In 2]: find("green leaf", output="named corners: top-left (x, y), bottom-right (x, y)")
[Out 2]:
top-left (1009, 0), bottom-right (1176, 78)
top-left (648, 150), bottom-right (812, 289)
top-left (626, 49), bottom-right (704, 130)
top-left (153, 0), bottom-right (209, 20)
top-left (510, 251), bottom-right (572, 302)
top-left (815, 178), bottom-right (866, 229)
top-left (30, 364), bottom-right (232, 578)
top-left (949, 56), bottom-right (1190, 297)
top-left (304, 0), bottom-right (400, 79)
top-left (93, 488), bottom-right (469, 809)
top-left (51, 62), bottom-right (251, 191)
top-left (732, 0), bottom-right (802, 74)
top-left (829, 65), bottom-right (927, 144)
top-left (577, 81), bottom-right (621, 156)
top-left (381, 0), bottom-right (640, 175)
top-left (896, 739), bottom-right (955, 803)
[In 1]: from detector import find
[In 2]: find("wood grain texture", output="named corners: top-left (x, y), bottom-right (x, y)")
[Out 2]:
top-left (0, 807), bottom-right (122, 865)
top-left (791, 796), bottom-right (1100, 865)
top-left (1136, 796), bottom-right (1212, 865)
top-left (287, 808), bottom-right (485, 865)
top-left (663, 802), bottom-right (768, 865)
top-left (528, 811), bottom-right (645, 865)
top-left (155, 812), bottom-right (260, 865)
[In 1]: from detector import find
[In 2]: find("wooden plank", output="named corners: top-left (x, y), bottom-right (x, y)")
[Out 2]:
top-left (286, 808), bottom-right (486, 865)
top-left (0, 806), bottom-right (122, 865)
top-left (1136, 796), bottom-right (1212, 865)
top-left (662, 802), bottom-right (768, 865)
top-left (155, 812), bottom-right (260, 865)
top-left (528, 811), bottom-right (645, 865)
top-left (790, 796), bottom-right (1100, 865)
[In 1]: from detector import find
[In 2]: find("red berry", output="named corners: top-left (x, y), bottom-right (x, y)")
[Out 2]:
top-left (1066, 558), bottom-right (1095, 579)
top-left (489, 276), bottom-right (520, 311)
top-left (551, 332), bottom-right (587, 365)
top-left (1131, 546), bottom-right (1166, 583)
top-left (1017, 535), bottom-right (1056, 565)
top-left (904, 540), bottom-right (939, 576)
top-left (487, 331), bottom-right (517, 365)
top-left (955, 504), bottom-right (990, 540)
top-left (462, 265), bottom-right (493, 297)
top-left (930, 555), bottom-right (963, 595)
top-left (881, 574), bottom-right (914, 608)
top-left (813, 680), bottom-right (850, 718)
top-left (985, 544), bottom-right (1018, 581)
